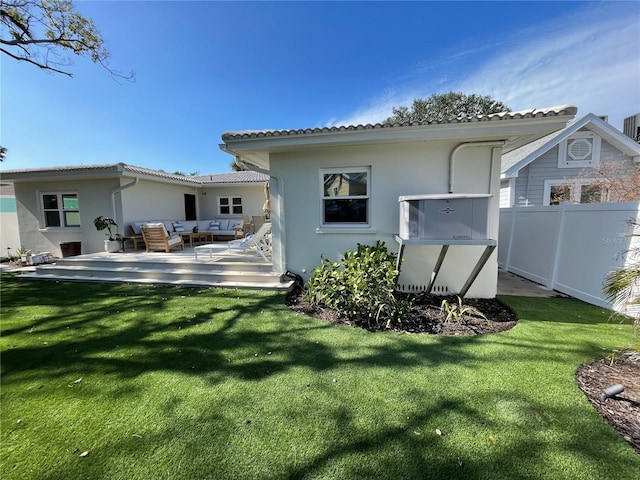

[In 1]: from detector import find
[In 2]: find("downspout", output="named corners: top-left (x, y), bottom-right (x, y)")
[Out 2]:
top-left (111, 178), bottom-right (139, 228)
top-left (449, 141), bottom-right (505, 194)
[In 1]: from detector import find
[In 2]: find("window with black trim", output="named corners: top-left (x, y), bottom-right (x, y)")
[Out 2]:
top-left (42, 193), bottom-right (80, 227)
top-left (218, 196), bottom-right (243, 215)
top-left (321, 168), bottom-right (370, 225)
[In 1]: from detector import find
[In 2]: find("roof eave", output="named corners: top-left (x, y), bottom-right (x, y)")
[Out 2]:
top-left (503, 113), bottom-right (640, 177)
top-left (221, 113), bottom-right (577, 172)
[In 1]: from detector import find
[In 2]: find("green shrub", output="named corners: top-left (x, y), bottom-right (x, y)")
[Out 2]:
top-left (305, 241), bottom-right (411, 328)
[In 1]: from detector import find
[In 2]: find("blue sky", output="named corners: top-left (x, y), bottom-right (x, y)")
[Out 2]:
top-left (1, 1), bottom-right (639, 175)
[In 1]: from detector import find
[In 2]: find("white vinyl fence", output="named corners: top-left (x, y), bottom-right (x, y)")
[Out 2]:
top-left (499, 202), bottom-right (640, 316)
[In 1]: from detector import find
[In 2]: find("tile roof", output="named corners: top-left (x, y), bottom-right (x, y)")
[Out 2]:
top-left (194, 171), bottom-right (269, 184)
top-left (0, 162), bottom-right (268, 185)
top-left (222, 105), bottom-right (578, 141)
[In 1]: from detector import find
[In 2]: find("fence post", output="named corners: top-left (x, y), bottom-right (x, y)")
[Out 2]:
top-left (549, 202), bottom-right (569, 291)
top-left (504, 206), bottom-right (518, 272)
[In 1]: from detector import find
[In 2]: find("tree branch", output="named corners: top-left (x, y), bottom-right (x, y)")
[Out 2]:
top-left (0, 46), bottom-right (72, 76)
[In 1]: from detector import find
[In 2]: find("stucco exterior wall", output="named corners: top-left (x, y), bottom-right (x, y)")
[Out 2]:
top-left (0, 193), bottom-right (21, 257)
top-left (120, 179), bottom-right (199, 226)
top-left (199, 184), bottom-right (268, 220)
top-left (269, 140), bottom-right (501, 298)
top-left (13, 178), bottom-right (119, 256)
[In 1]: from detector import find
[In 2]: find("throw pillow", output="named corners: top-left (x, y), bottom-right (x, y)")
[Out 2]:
top-left (209, 221), bottom-right (220, 231)
top-left (173, 222), bottom-right (185, 232)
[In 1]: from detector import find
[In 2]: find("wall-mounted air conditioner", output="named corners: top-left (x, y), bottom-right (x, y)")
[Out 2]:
top-left (399, 194), bottom-right (491, 241)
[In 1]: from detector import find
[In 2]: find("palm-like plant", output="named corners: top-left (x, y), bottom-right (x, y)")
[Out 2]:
top-left (603, 219), bottom-right (640, 331)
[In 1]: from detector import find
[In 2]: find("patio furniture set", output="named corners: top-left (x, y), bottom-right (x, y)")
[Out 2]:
top-left (125, 218), bottom-right (246, 251)
top-left (126, 220), bottom-right (272, 261)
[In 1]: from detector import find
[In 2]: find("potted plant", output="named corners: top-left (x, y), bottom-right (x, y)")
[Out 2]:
top-left (94, 216), bottom-right (121, 253)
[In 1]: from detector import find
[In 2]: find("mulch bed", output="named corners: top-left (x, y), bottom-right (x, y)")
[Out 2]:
top-left (285, 291), bottom-right (518, 335)
top-left (576, 352), bottom-right (640, 454)
top-left (286, 289), bottom-right (639, 454)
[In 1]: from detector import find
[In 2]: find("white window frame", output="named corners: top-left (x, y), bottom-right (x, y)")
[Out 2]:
top-left (319, 167), bottom-right (370, 227)
top-left (39, 191), bottom-right (81, 229)
top-left (542, 179), bottom-right (603, 206)
top-left (557, 132), bottom-right (601, 169)
top-left (217, 196), bottom-right (243, 215)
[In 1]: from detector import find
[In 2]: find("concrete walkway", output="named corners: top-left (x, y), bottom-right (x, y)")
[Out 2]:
top-left (497, 270), bottom-right (564, 297)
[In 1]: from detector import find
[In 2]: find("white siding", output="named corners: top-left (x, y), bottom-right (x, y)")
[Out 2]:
top-left (512, 134), bottom-right (638, 206)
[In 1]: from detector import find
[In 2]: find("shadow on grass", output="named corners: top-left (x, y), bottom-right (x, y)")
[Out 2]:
top-left (2, 275), bottom-right (638, 479)
top-left (1, 275), bottom-right (630, 386)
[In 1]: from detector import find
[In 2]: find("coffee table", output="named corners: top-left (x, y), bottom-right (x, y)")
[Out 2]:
top-left (180, 232), bottom-right (213, 247)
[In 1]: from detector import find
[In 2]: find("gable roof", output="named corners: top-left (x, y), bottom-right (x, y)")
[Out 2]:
top-left (221, 105), bottom-right (578, 171)
top-left (0, 162), bottom-right (268, 186)
top-left (501, 113), bottom-right (640, 179)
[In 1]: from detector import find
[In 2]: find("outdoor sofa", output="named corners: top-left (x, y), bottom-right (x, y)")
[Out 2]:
top-left (128, 218), bottom-right (245, 249)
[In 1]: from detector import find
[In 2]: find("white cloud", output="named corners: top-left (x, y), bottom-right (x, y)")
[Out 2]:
top-left (333, 3), bottom-right (640, 130)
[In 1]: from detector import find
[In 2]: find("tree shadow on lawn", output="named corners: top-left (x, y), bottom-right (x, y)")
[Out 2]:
top-left (2, 279), bottom-right (639, 478)
top-left (1, 281), bottom-right (628, 387)
top-left (40, 388), bottom-right (639, 480)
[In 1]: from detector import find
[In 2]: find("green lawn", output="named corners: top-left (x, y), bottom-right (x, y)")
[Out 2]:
top-left (1, 273), bottom-right (638, 479)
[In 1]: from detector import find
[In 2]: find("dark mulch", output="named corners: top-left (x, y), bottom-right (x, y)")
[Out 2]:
top-left (577, 352), bottom-right (640, 454)
top-left (285, 291), bottom-right (518, 335)
top-left (286, 289), bottom-right (639, 454)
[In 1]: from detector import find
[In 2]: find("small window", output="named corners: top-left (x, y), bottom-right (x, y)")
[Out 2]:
top-left (42, 193), bottom-right (80, 228)
top-left (558, 132), bottom-right (601, 168)
top-left (549, 185), bottom-right (571, 205)
top-left (321, 168), bottom-right (370, 225)
top-left (218, 196), bottom-right (243, 215)
top-left (543, 179), bottom-right (602, 206)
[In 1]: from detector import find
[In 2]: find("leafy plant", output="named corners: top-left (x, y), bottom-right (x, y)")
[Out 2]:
top-left (93, 216), bottom-right (118, 241)
top-left (440, 296), bottom-right (488, 323)
top-left (603, 218), bottom-right (639, 332)
top-left (305, 241), bottom-right (411, 328)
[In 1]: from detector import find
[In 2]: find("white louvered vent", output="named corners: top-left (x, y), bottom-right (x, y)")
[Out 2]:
top-left (558, 132), bottom-right (601, 168)
top-left (568, 138), bottom-right (593, 160)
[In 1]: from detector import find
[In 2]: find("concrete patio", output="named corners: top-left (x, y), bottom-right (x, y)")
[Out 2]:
top-left (13, 245), bottom-right (294, 290)
top-left (5, 248), bottom-right (562, 298)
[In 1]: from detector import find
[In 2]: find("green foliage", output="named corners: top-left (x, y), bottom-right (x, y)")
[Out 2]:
top-left (386, 91), bottom-right (510, 124)
top-left (305, 241), bottom-right (411, 328)
top-left (93, 215), bottom-right (118, 240)
top-left (440, 296), bottom-right (488, 323)
top-left (0, 0), bottom-right (132, 79)
top-left (603, 219), bottom-right (639, 331)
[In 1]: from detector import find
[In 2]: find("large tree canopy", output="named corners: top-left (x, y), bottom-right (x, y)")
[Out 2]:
top-left (386, 92), bottom-right (510, 124)
top-left (0, 0), bottom-right (132, 79)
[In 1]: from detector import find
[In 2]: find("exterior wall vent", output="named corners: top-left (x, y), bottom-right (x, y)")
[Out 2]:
top-left (397, 283), bottom-right (449, 294)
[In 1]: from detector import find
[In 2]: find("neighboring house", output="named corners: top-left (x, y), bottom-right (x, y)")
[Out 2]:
top-left (0, 164), bottom-right (269, 256)
top-left (0, 183), bottom-right (21, 258)
top-left (623, 113), bottom-right (640, 142)
top-left (500, 113), bottom-right (640, 207)
top-left (220, 105), bottom-right (578, 298)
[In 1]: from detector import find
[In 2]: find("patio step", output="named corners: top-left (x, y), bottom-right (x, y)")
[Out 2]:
top-left (20, 255), bottom-right (294, 290)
